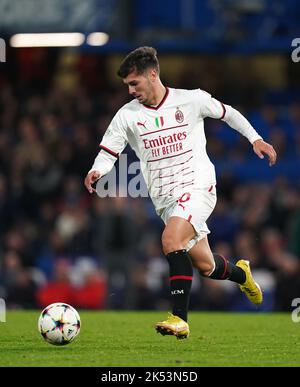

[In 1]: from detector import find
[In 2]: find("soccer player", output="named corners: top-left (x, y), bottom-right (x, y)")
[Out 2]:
top-left (84, 47), bottom-right (277, 339)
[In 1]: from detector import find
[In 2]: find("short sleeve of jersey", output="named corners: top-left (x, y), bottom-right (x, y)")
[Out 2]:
top-left (195, 89), bottom-right (226, 120)
top-left (99, 108), bottom-right (128, 156)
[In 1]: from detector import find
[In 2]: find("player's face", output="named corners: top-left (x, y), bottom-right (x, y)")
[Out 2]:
top-left (123, 70), bottom-right (156, 105)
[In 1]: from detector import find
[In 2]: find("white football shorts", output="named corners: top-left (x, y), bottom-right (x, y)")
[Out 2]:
top-left (160, 185), bottom-right (217, 251)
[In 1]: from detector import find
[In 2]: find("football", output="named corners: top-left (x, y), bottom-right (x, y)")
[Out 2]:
top-left (38, 302), bottom-right (81, 346)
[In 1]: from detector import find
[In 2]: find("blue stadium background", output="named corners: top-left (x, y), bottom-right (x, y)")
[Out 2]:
top-left (0, 0), bottom-right (300, 312)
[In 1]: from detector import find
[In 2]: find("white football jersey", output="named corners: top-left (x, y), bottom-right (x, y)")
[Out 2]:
top-left (90, 87), bottom-right (261, 213)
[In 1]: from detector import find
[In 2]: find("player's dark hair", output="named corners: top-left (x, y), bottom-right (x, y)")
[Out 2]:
top-left (117, 46), bottom-right (160, 78)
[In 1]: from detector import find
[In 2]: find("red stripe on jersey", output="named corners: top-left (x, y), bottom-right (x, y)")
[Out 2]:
top-left (187, 215), bottom-right (192, 222)
top-left (143, 87), bottom-right (169, 110)
top-left (168, 179), bottom-right (194, 192)
top-left (160, 181), bottom-right (194, 197)
top-left (170, 275), bottom-right (193, 281)
top-left (155, 180), bottom-right (177, 189)
top-left (183, 170), bottom-right (194, 177)
top-left (155, 172), bottom-right (194, 189)
top-left (139, 123), bottom-right (188, 137)
top-left (153, 166), bottom-right (190, 181)
top-left (99, 145), bottom-right (119, 158)
top-left (149, 156), bottom-right (193, 172)
top-left (220, 102), bottom-right (226, 119)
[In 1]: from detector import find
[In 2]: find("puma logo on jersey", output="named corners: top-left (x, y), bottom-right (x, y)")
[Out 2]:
top-left (137, 121), bottom-right (147, 129)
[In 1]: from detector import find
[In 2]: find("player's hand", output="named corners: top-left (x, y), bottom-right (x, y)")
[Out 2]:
top-left (84, 170), bottom-right (101, 193)
top-left (253, 139), bottom-right (277, 167)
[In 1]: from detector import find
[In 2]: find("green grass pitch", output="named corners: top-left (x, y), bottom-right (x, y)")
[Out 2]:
top-left (0, 311), bottom-right (299, 367)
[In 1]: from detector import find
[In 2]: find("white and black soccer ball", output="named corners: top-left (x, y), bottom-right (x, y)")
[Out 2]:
top-left (38, 302), bottom-right (81, 346)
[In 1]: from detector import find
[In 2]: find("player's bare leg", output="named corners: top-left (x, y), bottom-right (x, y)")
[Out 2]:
top-left (187, 235), bottom-right (215, 276)
top-left (156, 217), bottom-right (195, 339)
top-left (188, 236), bottom-right (263, 304)
top-left (161, 216), bottom-right (196, 255)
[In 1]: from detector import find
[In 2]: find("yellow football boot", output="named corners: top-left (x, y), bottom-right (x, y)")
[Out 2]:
top-left (236, 260), bottom-right (263, 305)
top-left (155, 313), bottom-right (190, 339)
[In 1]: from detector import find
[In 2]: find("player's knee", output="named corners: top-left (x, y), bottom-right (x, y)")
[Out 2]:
top-left (196, 261), bottom-right (215, 277)
top-left (161, 231), bottom-right (184, 255)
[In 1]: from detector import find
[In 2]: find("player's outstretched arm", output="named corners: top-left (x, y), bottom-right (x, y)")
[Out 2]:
top-left (252, 139), bottom-right (277, 167)
top-left (84, 170), bottom-right (101, 194)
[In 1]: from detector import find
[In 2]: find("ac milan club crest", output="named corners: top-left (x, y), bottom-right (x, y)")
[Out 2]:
top-left (175, 108), bottom-right (184, 123)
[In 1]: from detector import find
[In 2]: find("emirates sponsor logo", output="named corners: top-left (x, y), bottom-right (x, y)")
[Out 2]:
top-left (143, 131), bottom-right (187, 149)
top-left (175, 108), bottom-right (184, 123)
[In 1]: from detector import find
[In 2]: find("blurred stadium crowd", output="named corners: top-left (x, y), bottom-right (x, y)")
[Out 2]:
top-left (0, 48), bottom-right (300, 313)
